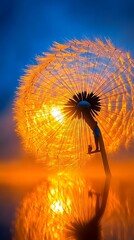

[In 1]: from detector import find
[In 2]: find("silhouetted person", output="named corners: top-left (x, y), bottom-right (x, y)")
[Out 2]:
top-left (93, 121), bottom-right (100, 151)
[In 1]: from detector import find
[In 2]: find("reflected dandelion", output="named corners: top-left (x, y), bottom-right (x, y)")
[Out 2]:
top-left (12, 176), bottom-right (134, 240)
top-left (13, 174), bottom-right (110, 240)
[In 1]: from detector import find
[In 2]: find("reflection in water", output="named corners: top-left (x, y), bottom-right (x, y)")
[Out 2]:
top-left (104, 181), bottom-right (134, 240)
top-left (13, 173), bottom-right (111, 240)
top-left (66, 177), bottom-right (110, 240)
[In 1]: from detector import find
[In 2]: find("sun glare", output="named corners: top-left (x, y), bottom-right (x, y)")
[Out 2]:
top-left (50, 200), bottom-right (64, 213)
top-left (51, 107), bottom-right (63, 123)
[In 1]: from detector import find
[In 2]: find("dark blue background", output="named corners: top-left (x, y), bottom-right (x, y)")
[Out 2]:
top-left (1, 0), bottom-right (134, 111)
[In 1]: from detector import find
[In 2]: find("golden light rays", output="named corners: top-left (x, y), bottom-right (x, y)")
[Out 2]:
top-left (14, 39), bottom-right (134, 168)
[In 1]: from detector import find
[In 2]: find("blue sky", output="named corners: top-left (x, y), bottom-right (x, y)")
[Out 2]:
top-left (1, 0), bottom-right (134, 111)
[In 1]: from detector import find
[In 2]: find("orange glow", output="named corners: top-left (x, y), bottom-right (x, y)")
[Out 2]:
top-left (13, 173), bottom-right (91, 240)
top-left (14, 39), bottom-right (134, 168)
top-left (13, 174), bottom-right (134, 239)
